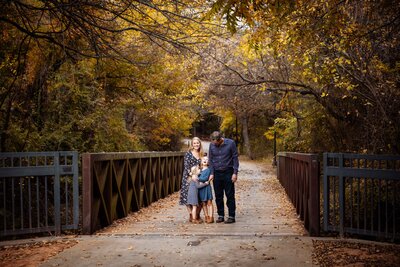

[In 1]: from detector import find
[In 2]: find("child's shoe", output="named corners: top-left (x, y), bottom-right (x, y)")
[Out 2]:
top-left (207, 216), bottom-right (214, 223)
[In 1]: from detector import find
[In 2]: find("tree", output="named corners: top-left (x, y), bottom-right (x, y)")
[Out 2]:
top-left (199, 35), bottom-right (276, 158)
top-left (206, 0), bottom-right (400, 154)
top-left (0, 0), bottom-right (215, 152)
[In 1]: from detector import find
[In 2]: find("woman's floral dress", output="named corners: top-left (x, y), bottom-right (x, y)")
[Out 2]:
top-left (179, 151), bottom-right (201, 205)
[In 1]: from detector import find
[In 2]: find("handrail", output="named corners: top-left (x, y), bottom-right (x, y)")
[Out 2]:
top-left (0, 151), bottom-right (79, 237)
top-left (82, 151), bottom-right (185, 234)
top-left (323, 153), bottom-right (400, 240)
top-left (277, 152), bottom-right (320, 236)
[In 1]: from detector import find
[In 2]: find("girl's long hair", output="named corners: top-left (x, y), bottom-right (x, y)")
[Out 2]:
top-left (189, 165), bottom-right (200, 181)
top-left (188, 137), bottom-right (204, 157)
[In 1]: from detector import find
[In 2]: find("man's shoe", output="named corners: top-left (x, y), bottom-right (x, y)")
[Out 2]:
top-left (224, 217), bottom-right (235, 224)
top-left (216, 217), bottom-right (224, 223)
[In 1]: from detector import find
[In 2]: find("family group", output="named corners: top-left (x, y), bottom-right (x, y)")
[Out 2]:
top-left (179, 131), bottom-right (239, 224)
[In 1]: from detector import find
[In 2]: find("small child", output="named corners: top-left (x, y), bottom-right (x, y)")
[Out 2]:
top-left (187, 165), bottom-right (210, 223)
top-left (198, 156), bottom-right (214, 223)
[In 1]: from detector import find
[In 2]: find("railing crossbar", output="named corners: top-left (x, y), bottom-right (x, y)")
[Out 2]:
top-left (0, 151), bottom-right (79, 237)
top-left (323, 152), bottom-right (400, 240)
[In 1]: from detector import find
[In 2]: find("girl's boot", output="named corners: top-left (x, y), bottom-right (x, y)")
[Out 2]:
top-left (196, 209), bottom-right (203, 223)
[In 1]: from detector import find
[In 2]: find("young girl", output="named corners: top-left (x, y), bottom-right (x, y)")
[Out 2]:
top-left (198, 156), bottom-right (214, 223)
top-left (187, 165), bottom-right (210, 223)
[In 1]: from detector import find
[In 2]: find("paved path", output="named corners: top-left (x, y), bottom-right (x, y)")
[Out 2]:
top-left (41, 158), bottom-right (315, 267)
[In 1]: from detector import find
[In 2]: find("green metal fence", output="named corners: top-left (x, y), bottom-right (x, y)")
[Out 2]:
top-left (323, 153), bottom-right (400, 240)
top-left (0, 152), bottom-right (79, 237)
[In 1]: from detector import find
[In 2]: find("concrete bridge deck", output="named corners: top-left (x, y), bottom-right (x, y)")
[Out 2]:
top-left (40, 158), bottom-right (315, 266)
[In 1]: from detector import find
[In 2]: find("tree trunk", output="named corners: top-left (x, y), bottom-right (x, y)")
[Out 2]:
top-left (241, 115), bottom-right (252, 159)
top-left (0, 97), bottom-right (12, 152)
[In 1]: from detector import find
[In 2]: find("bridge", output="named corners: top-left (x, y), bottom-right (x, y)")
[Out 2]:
top-left (1, 150), bottom-right (400, 266)
top-left (46, 158), bottom-right (314, 266)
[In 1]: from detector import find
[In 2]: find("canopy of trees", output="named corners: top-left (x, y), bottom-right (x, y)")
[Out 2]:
top-left (1, 0), bottom-right (398, 155)
top-left (203, 0), bottom-right (400, 155)
top-left (1, 0), bottom-right (215, 152)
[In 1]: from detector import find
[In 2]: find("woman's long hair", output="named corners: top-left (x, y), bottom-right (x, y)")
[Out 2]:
top-left (188, 137), bottom-right (204, 157)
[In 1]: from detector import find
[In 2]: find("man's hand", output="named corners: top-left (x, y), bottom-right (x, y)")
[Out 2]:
top-left (232, 173), bottom-right (237, 183)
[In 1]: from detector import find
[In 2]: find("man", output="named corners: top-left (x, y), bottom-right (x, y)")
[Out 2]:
top-left (208, 131), bottom-right (239, 224)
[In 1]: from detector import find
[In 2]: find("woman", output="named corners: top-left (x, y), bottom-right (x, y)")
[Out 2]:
top-left (179, 137), bottom-right (204, 222)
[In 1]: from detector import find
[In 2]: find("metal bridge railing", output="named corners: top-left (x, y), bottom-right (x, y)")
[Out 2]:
top-left (0, 151), bottom-right (79, 237)
top-left (323, 153), bottom-right (400, 240)
top-left (277, 152), bottom-right (320, 236)
top-left (82, 152), bottom-right (185, 234)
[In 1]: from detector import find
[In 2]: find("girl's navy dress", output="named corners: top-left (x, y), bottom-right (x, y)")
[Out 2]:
top-left (198, 168), bottom-right (213, 202)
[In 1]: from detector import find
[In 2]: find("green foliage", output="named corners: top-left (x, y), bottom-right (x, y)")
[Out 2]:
top-left (264, 95), bottom-right (356, 153)
top-left (219, 110), bottom-right (236, 134)
top-left (0, 1), bottom-right (208, 153)
top-left (3, 0), bottom-right (399, 155)
top-left (207, 0), bottom-right (400, 155)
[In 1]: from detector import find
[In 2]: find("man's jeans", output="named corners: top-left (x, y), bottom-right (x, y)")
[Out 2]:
top-left (213, 169), bottom-right (236, 218)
